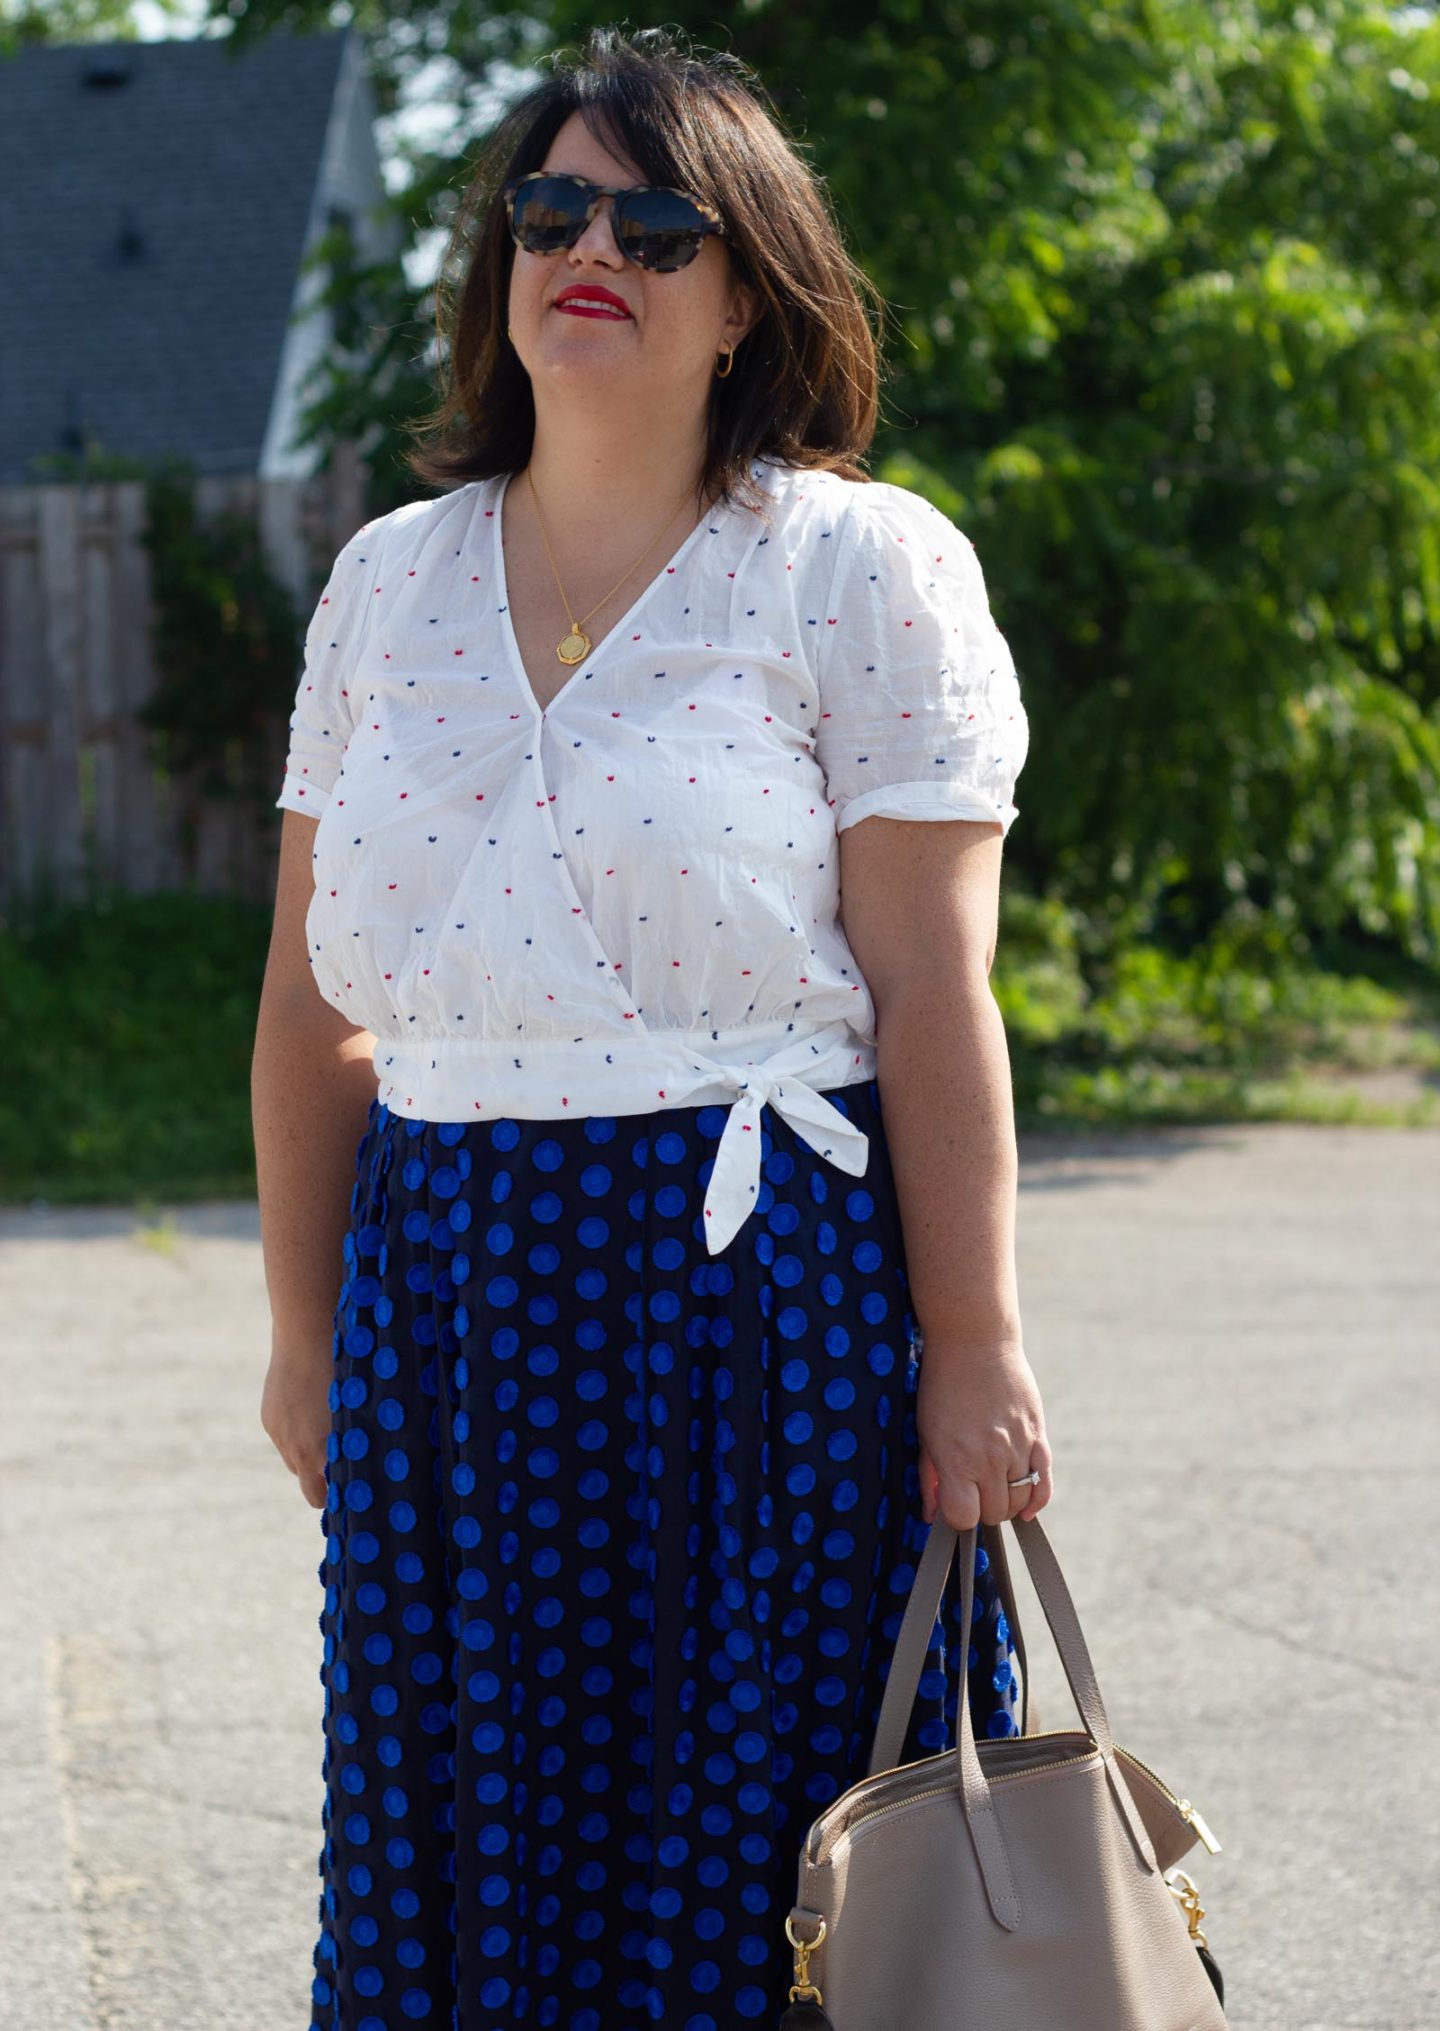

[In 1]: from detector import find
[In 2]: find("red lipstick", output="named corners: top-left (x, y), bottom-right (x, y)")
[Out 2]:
top-left (553, 284), bottom-right (633, 320)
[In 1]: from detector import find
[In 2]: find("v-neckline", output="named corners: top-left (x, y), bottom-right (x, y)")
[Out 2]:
top-left (492, 468), bottom-right (727, 721)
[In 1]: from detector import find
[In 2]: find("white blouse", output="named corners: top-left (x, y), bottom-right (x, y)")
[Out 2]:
top-left (276, 456), bottom-right (1028, 1254)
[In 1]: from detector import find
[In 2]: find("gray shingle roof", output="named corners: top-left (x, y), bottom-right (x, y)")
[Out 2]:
top-left (0, 28), bottom-right (355, 484)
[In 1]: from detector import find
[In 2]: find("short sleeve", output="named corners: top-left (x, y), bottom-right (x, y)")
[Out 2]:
top-left (813, 483), bottom-right (1029, 837)
top-left (275, 514), bottom-right (389, 817)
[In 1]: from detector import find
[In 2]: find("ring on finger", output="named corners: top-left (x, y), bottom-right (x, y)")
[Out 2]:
top-left (1007, 1468), bottom-right (1040, 1489)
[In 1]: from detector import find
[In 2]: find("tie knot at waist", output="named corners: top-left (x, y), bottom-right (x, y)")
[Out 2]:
top-left (370, 1017), bottom-right (874, 1253)
top-left (693, 1051), bottom-right (871, 1256)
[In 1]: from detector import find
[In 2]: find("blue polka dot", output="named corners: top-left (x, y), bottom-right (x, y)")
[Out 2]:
top-left (311, 1080), bottom-right (1018, 2024)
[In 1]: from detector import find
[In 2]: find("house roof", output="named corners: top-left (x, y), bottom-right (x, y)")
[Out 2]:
top-left (0, 28), bottom-right (360, 484)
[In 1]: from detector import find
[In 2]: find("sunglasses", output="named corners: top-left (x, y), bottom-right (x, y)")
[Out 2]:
top-left (502, 170), bottom-right (726, 274)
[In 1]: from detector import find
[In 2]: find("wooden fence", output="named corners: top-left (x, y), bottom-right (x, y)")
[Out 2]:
top-left (0, 442), bottom-right (367, 910)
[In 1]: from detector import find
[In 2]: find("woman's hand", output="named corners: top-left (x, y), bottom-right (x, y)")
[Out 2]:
top-left (261, 1329), bottom-right (333, 1510)
top-left (915, 1335), bottom-right (1053, 1529)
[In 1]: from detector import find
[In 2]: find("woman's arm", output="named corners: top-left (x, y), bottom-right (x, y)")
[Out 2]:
top-left (837, 812), bottom-right (1053, 1529)
top-left (252, 809), bottom-right (380, 1505)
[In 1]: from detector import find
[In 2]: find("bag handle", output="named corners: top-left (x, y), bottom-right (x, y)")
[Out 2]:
top-left (868, 1514), bottom-right (1160, 1930)
top-left (978, 1518), bottom-right (1032, 1734)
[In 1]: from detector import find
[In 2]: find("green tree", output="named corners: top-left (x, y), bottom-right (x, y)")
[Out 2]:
top-left (18, 0), bottom-right (1440, 965)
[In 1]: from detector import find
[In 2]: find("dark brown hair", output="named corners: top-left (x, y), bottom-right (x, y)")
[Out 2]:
top-left (403, 24), bottom-right (886, 515)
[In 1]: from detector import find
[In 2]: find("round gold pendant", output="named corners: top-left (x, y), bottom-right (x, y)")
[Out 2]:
top-left (557, 628), bottom-right (591, 666)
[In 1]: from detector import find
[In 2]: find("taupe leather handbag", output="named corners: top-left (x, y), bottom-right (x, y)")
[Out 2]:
top-left (779, 1513), bottom-right (1229, 2029)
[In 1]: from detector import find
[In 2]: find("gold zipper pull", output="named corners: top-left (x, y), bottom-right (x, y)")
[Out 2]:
top-left (1177, 1797), bottom-right (1222, 1854)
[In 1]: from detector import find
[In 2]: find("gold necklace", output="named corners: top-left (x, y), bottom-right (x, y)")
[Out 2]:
top-left (526, 468), bottom-right (701, 665)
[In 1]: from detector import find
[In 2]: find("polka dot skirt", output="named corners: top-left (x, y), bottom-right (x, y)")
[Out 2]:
top-left (308, 1077), bottom-right (1019, 2029)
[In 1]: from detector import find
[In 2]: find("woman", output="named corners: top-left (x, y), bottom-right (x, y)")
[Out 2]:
top-left (253, 25), bottom-right (1050, 2030)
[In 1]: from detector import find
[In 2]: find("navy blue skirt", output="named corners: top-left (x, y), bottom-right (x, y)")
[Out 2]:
top-left (308, 1075), bottom-right (1019, 2030)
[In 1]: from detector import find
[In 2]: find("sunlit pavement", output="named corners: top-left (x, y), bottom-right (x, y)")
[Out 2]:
top-left (2, 1119), bottom-right (1435, 2029)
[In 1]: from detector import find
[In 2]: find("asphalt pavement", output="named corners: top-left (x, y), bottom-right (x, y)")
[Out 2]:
top-left (2, 1120), bottom-right (1436, 2030)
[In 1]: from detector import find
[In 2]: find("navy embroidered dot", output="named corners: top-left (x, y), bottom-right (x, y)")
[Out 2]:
top-left (305, 1083), bottom-right (1020, 2030)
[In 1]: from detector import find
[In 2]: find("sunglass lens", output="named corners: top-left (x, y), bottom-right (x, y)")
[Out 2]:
top-left (613, 188), bottom-right (712, 272)
top-left (510, 177), bottom-right (590, 254)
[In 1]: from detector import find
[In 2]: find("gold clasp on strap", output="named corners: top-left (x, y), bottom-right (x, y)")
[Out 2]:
top-left (785, 1911), bottom-right (827, 2003)
top-left (1164, 1866), bottom-right (1210, 1950)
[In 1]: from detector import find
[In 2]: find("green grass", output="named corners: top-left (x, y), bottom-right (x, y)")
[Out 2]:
top-left (0, 889), bottom-right (272, 1205)
top-left (1, 886), bottom-right (1435, 1205)
top-left (994, 888), bottom-right (1440, 1131)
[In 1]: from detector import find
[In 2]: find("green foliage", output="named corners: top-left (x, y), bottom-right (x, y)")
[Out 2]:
top-left (23, 0), bottom-right (1440, 969)
top-left (992, 879), bottom-right (1440, 1125)
top-left (14, 447), bottom-right (306, 865)
top-left (0, 0), bottom-right (187, 54)
top-left (0, 887), bottom-right (1431, 1204)
top-left (135, 464), bottom-right (303, 824)
top-left (284, 212), bottom-right (447, 522)
top-left (0, 888), bottom-right (273, 1203)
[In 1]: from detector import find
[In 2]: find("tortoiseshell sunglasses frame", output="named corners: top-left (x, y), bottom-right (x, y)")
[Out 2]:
top-left (502, 170), bottom-right (727, 272)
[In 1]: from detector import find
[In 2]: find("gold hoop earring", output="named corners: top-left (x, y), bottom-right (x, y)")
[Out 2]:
top-left (714, 343), bottom-right (735, 379)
